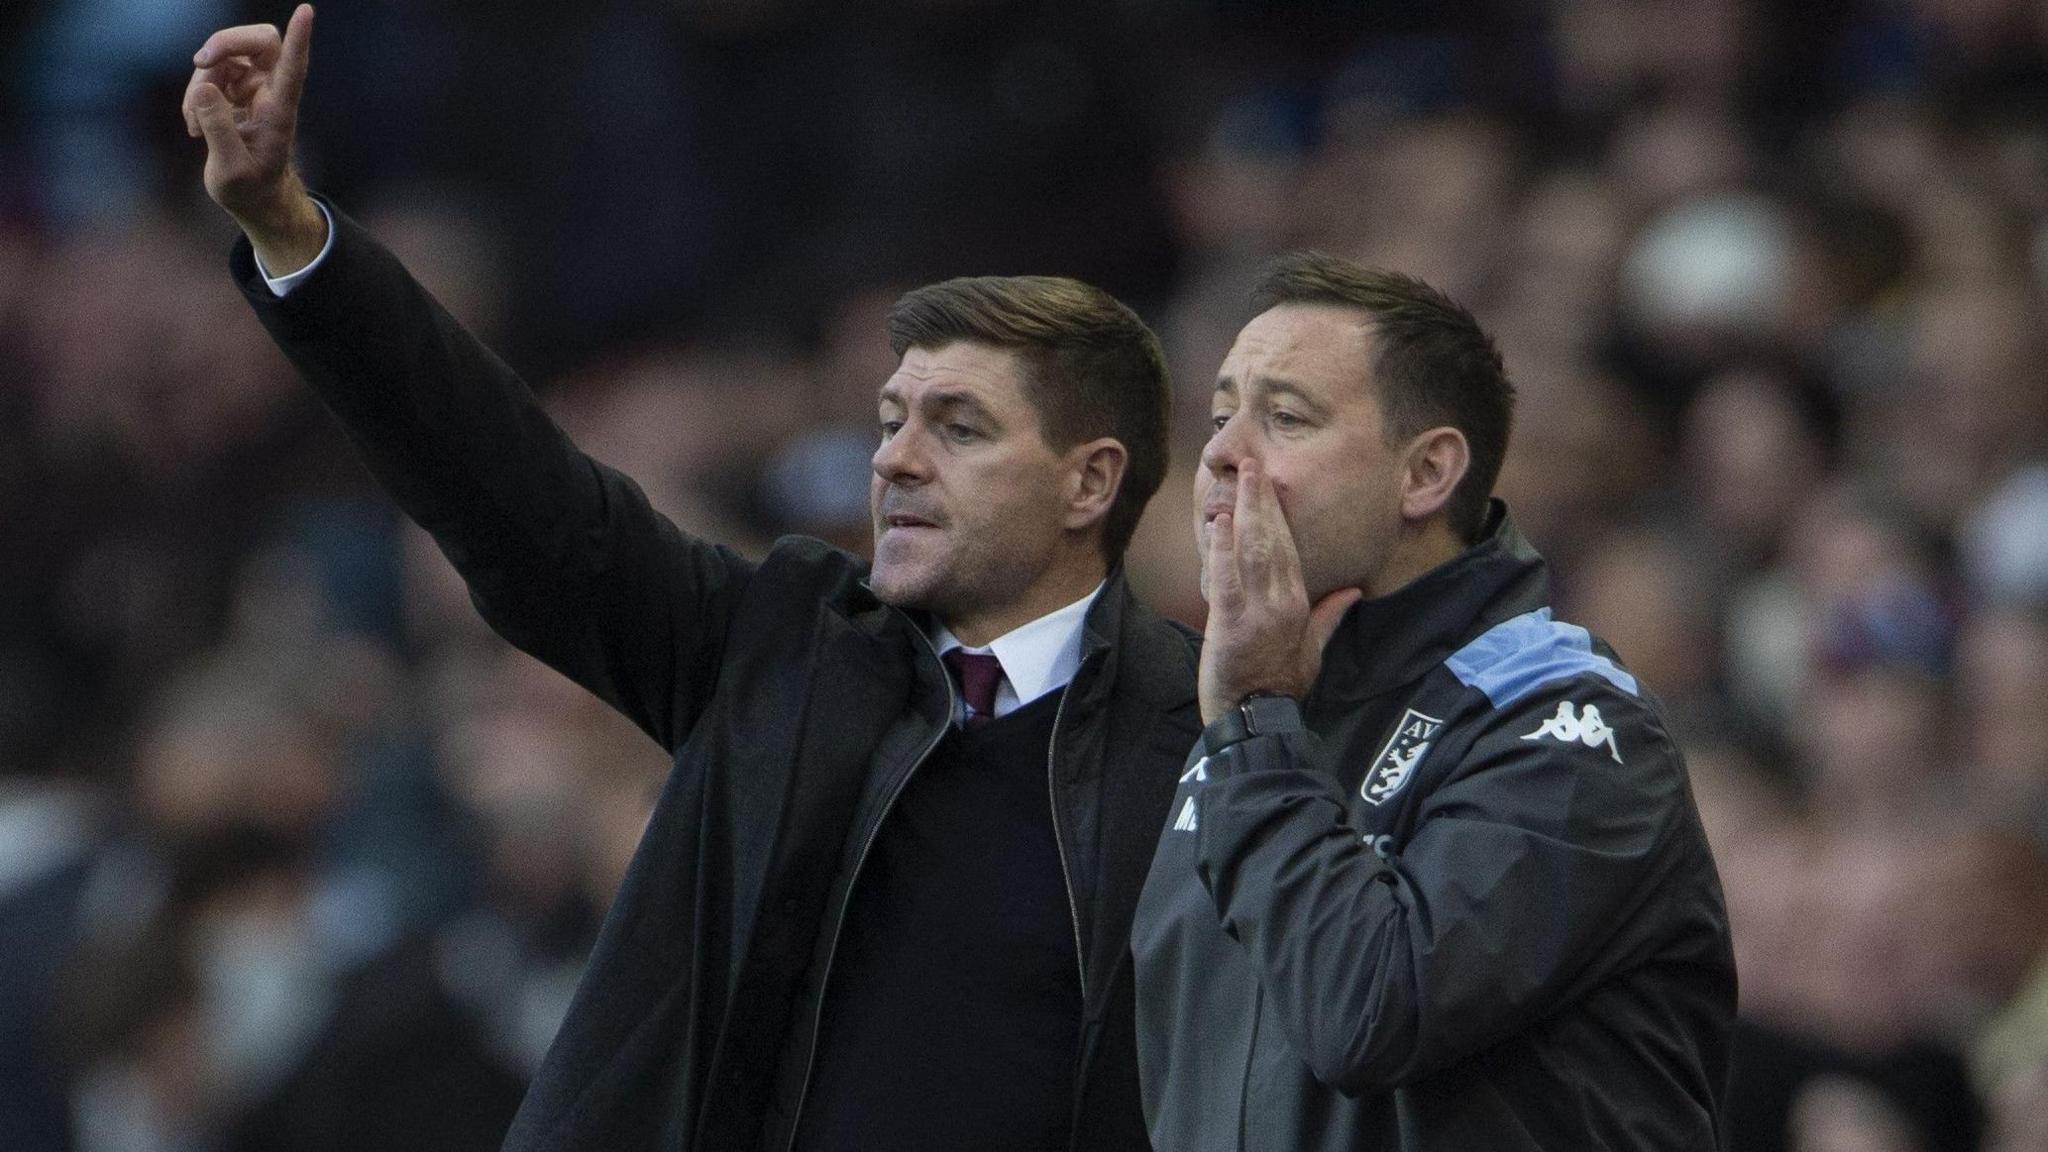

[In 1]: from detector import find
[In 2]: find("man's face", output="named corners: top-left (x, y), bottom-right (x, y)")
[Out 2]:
top-left (1198, 304), bottom-right (1407, 602)
top-left (870, 342), bottom-right (1071, 619)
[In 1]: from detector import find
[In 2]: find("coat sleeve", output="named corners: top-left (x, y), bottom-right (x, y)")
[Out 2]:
top-left (1191, 680), bottom-right (1693, 1094)
top-left (231, 203), bottom-right (751, 752)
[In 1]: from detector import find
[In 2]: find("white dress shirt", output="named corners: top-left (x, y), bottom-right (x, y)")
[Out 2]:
top-left (255, 199), bottom-right (336, 297)
top-left (932, 583), bottom-right (1103, 725)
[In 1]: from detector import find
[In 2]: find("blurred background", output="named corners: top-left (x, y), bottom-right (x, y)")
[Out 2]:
top-left (3, 0), bottom-right (2048, 1149)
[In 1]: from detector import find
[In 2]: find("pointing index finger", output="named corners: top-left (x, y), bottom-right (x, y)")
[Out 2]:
top-left (272, 5), bottom-right (316, 112)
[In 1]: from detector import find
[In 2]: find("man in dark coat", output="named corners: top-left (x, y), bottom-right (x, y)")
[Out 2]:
top-left (1133, 253), bottom-right (1736, 1150)
top-left (182, 9), bottom-right (1200, 1150)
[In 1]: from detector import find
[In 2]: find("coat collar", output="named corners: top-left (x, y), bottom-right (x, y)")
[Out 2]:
top-left (1074, 565), bottom-right (1199, 715)
top-left (1313, 500), bottom-right (1551, 706)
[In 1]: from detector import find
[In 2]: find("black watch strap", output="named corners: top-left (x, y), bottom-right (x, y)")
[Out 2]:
top-left (1202, 693), bottom-right (1305, 757)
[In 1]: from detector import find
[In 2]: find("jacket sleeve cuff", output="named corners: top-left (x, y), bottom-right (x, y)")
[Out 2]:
top-left (1200, 723), bottom-right (1325, 783)
top-left (1200, 694), bottom-right (1306, 758)
top-left (252, 199), bottom-right (336, 297)
top-left (228, 194), bottom-right (374, 341)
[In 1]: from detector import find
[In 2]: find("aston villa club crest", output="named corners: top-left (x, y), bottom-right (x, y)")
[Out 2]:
top-left (1361, 709), bottom-right (1443, 806)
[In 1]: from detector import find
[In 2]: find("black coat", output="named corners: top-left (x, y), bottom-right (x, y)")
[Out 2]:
top-left (232, 208), bottom-right (1202, 1152)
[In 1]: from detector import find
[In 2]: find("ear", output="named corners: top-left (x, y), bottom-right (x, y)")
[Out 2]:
top-left (1399, 426), bottom-right (1469, 523)
top-left (1063, 437), bottom-right (1129, 533)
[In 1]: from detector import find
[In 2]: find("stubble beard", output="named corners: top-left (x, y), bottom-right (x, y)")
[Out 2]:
top-left (869, 547), bottom-right (938, 610)
top-left (870, 528), bottom-right (984, 620)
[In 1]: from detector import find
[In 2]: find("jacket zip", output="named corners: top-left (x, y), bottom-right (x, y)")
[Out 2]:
top-left (1047, 673), bottom-right (1086, 991)
top-left (783, 618), bottom-right (955, 1152)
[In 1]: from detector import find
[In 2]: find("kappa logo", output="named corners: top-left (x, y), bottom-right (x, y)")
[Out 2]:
top-left (1361, 709), bottom-right (1442, 806)
top-left (1521, 700), bottom-right (1623, 763)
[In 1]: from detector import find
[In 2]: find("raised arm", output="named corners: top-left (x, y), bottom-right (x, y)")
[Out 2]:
top-left (185, 6), bottom-right (752, 751)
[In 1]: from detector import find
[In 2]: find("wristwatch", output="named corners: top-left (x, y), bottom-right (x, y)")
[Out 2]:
top-left (1202, 692), bottom-right (1305, 757)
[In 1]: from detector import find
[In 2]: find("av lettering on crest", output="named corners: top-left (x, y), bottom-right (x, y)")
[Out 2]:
top-left (1361, 709), bottom-right (1442, 806)
top-left (1521, 700), bottom-right (1623, 763)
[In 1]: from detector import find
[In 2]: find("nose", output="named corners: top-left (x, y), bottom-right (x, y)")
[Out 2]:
top-left (1200, 410), bottom-right (1252, 478)
top-left (873, 420), bottom-right (930, 486)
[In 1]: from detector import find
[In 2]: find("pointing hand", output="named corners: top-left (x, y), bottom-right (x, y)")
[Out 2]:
top-left (183, 4), bottom-right (327, 275)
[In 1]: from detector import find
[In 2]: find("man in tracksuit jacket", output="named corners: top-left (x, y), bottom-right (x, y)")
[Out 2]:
top-left (184, 11), bottom-right (1200, 1150)
top-left (1133, 253), bottom-right (1735, 1150)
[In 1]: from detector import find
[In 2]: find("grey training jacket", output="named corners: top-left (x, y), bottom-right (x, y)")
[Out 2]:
top-left (1132, 506), bottom-right (1734, 1151)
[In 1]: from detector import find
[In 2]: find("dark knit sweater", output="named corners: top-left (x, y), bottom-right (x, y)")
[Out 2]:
top-left (794, 689), bottom-right (1080, 1151)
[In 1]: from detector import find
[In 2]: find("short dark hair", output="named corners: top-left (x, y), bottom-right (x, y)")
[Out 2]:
top-left (1250, 252), bottom-right (1514, 543)
top-left (888, 276), bottom-right (1170, 563)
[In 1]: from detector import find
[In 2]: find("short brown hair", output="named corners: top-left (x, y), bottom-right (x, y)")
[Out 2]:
top-left (1250, 253), bottom-right (1514, 543)
top-left (889, 277), bottom-right (1170, 563)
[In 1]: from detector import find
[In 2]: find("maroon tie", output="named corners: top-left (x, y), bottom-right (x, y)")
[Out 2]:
top-left (942, 650), bottom-right (1004, 729)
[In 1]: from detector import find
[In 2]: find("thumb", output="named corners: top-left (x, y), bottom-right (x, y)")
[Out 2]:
top-left (191, 83), bottom-right (251, 170)
top-left (1307, 586), bottom-right (1363, 653)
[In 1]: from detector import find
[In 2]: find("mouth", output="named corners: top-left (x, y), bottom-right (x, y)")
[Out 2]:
top-left (884, 513), bottom-right (938, 530)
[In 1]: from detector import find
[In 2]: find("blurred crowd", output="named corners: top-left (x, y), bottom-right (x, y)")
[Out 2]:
top-left (4, 0), bottom-right (2048, 1149)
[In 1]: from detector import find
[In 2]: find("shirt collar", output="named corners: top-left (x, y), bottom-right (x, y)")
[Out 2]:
top-left (933, 582), bottom-right (1104, 711)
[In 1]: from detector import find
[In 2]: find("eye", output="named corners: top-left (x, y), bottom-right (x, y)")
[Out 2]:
top-left (878, 419), bottom-right (903, 440)
top-left (944, 423), bottom-right (982, 443)
top-left (1269, 409), bottom-right (1307, 430)
top-left (1210, 411), bottom-right (1234, 431)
